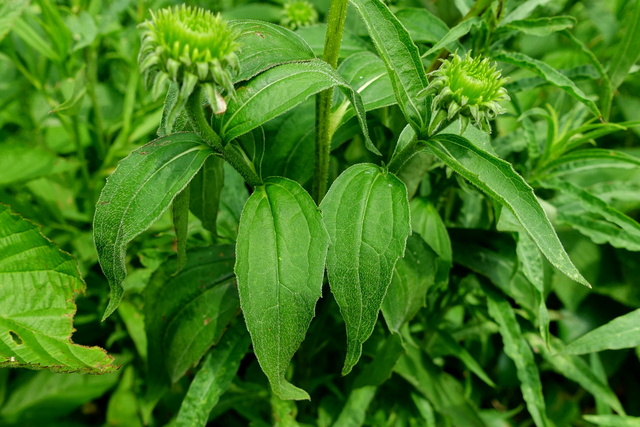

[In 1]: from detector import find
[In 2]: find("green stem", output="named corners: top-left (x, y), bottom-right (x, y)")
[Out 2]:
top-left (313, 0), bottom-right (349, 203)
top-left (388, 136), bottom-right (422, 175)
top-left (185, 88), bottom-right (262, 187)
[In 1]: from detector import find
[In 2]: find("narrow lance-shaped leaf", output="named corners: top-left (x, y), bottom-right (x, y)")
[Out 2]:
top-left (494, 50), bottom-right (601, 117)
top-left (485, 288), bottom-right (552, 427)
top-left (563, 309), bottom-right (640, 355)
top-left (320, 164), bottom-right (411, 375)
top-left (94, 133), bottom-right (214, 320)
top-left (349, 0), bottom-right (429, 133)
top-left (174, 321), bottom-right (251, 427)
top-left (0, 205), bottom-right (116, 373)
top-left (423, 17), bottom-right (482, 57)
top-left (426, 134), bottom-right (590, 288)
top-left (235, 177), bottom-right (329, 400)
top-left (218, 59), bottom-right (373, 153)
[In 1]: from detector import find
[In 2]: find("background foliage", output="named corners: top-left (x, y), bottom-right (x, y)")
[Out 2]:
top-left (1, 0), bottom-right (639, 426)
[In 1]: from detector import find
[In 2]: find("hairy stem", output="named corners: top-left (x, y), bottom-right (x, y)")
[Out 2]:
top-left (313, 0), bottom-right (349, 203)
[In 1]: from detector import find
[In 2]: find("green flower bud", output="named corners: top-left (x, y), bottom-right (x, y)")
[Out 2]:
top-left (423, 52), bottom-right (509, 134)
top-left (281, 0), bottom-right (319, 30)
top-left (138, 5), bottom-right (240, 124)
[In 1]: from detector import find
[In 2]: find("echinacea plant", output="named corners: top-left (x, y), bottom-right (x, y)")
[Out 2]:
top-left (138, 5), bottom-right (240, 130)
top-left (281, 0), bottom-right (319, 30)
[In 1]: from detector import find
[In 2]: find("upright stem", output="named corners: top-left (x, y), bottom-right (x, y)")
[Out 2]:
top-left (313, 0), bottom-right (349, 203)
top-left (185, 88), bottom-right (262, 187)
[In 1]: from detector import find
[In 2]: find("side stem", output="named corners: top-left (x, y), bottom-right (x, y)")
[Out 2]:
top-left (185, 89), bottom-right (262, 187)
top-left (313, 0), bottom-right (349, 203)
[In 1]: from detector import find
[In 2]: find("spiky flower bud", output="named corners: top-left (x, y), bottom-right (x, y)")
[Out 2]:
top-left (138, 5), bottom-right (240, 123)
top-left (423, 52), bottom-right (509, 134)
top-left (281, 0), bottom-right (319, 30)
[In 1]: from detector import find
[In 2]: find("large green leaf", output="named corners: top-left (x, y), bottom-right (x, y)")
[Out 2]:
top-left (381, 234), bottom-right (437, 333)
top-left (94, 133), bottom-right (214, 319)
top-left (145, 246), bottom-right (239, 387)
top-left (494, 51), bottom-right (601, 117)
top-left (349, 0), bottom-right (429, 133)
top-left (563, 309), bottom-right (640, 355)
top-left (320, 164), bottom-right (411, 375)
top-left (235, 177), bottom-right (329, 400)
top-left (485, 289), bottom-right (551, 427)
top-left (174, 321), bottom-right (251, 427)
top-left (426, 134), bottom-right (590, 288)
top-left (410, 198), bottom-right (452, 287)
top-left (0, 205), bottom-right (116, 373)
top-left (218, 59), bottom-right (371, 151)
top-left (229, 20), bottom-right (316, 83)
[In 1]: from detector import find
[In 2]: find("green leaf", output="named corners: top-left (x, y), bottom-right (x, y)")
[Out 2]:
top-left (494, 51), bottom-right (601, 117)
top-left (563, 309), bottom-right (640, 355)
top-left (144, 246), bottom-right (239, 385)
top-left (0, 141), bottom-right (58, 186)
top-left (410, 198), bottom-right (453, 287)
top-left (295, 24), bottom-right (372, 59)
top-left (543, 179), bottom-right (640, 251)
top-left (235, 177), bottom-right (329, 400)
top-left (395, 8), bottom-right (449, 44)
top-left (320, 164), bottom-right (411, 374)
top-left (332, 52), bottom-right (395, 131)
top-left (501, 0), bottom-right (554, 25)
top-left (608, 0), bottom-right (640, 90)
top-left (190, 155), bottom-right (225, 237)
top-left (349, 0), bottom-right (429, 133)
top-left (584, 415), bottom-right (640, 427)
top-left (534, 149), bottom-right (640, 180)
top-left (433, 329), bottom-right (496, 388)
top-left (353, 333), bottom-right (405, 388)
top-left (229, 19), bottom-right (316, 82)
top-left (0, 204), bottom-right (116, 373)
top-left (426, 134), bottom-right (590, 287)
top-left (527, 334), bottom-right (624, 414)
top-left (498, 16), bottom-right (575, 37)
top-left (0, 0), bottom-right (30, 41)
top-left (423, 17), bottom-right (482, 57)
top-left (218, 59), bottom-right (371, 153)
top-left (485, 289), bottom-right (551, 427)
top-left (172, 187), bottom-right (190, 272)
top-left (382, 234), bottom-right (437, 333)
top-left (394, 341), bottom-right (487, 427)
top-left (94, 133), bottom-right (213, 319)
top-left (174, 321), bottom-right (251, 427)
top-left (0, 370), bottom-right (119, 424)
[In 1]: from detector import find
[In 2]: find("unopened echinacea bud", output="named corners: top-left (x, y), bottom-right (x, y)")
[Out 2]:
top-left (422, 52), bottom-right (509, 135)
top-left (138, 5), bottom-right (240, 125)
top-left (281, 0), bottom-right (319, 30)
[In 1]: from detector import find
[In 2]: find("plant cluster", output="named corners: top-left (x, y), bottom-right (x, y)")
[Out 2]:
top-left (1, 0), bottom-right (640, 426)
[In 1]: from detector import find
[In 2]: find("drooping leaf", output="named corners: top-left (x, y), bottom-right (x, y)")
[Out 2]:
top-left (218, 59), bottom-right (371, 152)
top-left (382, 234), bottom-right (437, 333)
top-left (230, 19), bottom-right (316, 82)
top-left (426, 134), bottom-right (590, 288)
top-left (533, 148), bottom-right (640, 180)
top-left (94, 133), bottom-right (213, 319)
top-left (563, 309), bottom-right (640, 355)
top-left (144, 246), bottom-right (238, 387)
top-left (320, 164), bottom-right (411, 375)
top-left (174, 321), bottom-right (251, 427)
top-left (0, 205), bottom-right (116, 373)
top-left (235, 177), bottom-right (329, 400)
top-left (494, 51), bottom-right (601, 117)
top-left (485, 288), bottom-right (551, 427)
top-left (349, 0), bottom-right (429, 133)
top-left (497, 16), bottom-right (576, 37)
